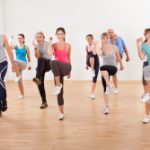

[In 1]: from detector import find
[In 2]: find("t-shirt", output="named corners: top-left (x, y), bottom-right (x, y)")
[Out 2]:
top-left (0, 35), bottom-right (7, 63)
top-left (141, 43), bottom-right (150, 65)
top-left (109, 36), bottom-right (126, 55)
top-left (35, 41), bottom-right (50, 59)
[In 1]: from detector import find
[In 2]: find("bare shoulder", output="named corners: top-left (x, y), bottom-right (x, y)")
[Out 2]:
top-left (66, 43), bottom-right (71, 49)
top-left (52, 42), bottom-right (57, 48)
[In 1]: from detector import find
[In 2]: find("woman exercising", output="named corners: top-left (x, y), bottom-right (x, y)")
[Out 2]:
top-left (10, 33), bottom-right (31, 99)
top-left (99, 33), bottom-right (124, 115)
top-left (136, 28), bottom-right (150, 123)
top-left (50, 27), bottom-right (72, 120)
top-left (86, 34), bottom-right (100, 99)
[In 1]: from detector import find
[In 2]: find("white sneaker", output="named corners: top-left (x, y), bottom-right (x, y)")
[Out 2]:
top-left (141, 93), bottom-right (150, 103)
top-left (142, 115), bottom-right (150, 124)
top-left (104, 106), bottom-right (109, 115)
top-left (113, 88), bottom-right (119, 94)
top-left (15, 76), bottom-right (21, 82)
top-left (91, 69), bottom-right (95, 77)
top-left (58, 113), bottom-right (64, 120)
top-left (54, 84), bottom-right (62, 95)
top-left (105, 86), bottom-right (111, 95)
top-left (90, 93), bottom-right (95, 100)
top-left (17, 95), bottom-right (24, 99)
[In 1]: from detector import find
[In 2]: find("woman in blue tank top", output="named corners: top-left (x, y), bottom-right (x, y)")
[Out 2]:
top-left (11, 33), bottom-right (31, 99)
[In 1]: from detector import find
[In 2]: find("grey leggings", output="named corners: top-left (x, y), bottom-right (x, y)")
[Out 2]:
top-left (50, 60), bottom-right (72, 106)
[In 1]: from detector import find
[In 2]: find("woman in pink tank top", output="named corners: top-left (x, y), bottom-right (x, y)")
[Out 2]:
top-left (50, 27), bottom-right (72, 120)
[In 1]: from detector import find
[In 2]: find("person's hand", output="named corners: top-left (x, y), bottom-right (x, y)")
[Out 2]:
top-left (86, 65), bottom-right (89, 70)
top-left (67, 73), bottom-right (71, 79)
top-left (126, 56), bottom-right (130, 62)
top-left (12, 63), bottom-right (17, 72)
top-left (120, 65), bottom-right (124, 71)
top-left (28, 66), bottom-right (32, 70)
top-left (136, 38), bottom-right (143, 47)
top-left (49, 37), bottom-right (53, 44)
top-left (32, 40), bottom-right (37, 47)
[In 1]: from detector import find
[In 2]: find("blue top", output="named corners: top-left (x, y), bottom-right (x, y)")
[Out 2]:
top-left (15, 45), bottom-right (27, 63)
top-left (141, 43), bottom-right (150, 65)
top-left (109, 36), bottom-right (126, 55)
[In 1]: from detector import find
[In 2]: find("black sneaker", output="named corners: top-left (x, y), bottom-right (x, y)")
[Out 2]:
top-left (40, 102), bottom-right (48, 109)
top-left (33, 77), bottom-right (42, 86)
top-left (1, 100), bottom-right (7, 112)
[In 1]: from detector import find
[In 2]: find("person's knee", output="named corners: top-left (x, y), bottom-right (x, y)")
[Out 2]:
top-left (50, 60), bottom-right (58, 68)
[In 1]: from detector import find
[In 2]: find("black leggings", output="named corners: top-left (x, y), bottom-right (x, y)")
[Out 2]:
top-left (87, 53), bottom-right (100, 83)
top-left (50, 60), bottom-right (72, 106)
top-left (100, 65), bottom-right (117, 92)
top-left (36, 57), bottom-right (51, 103)
top-left (0, 61), bottom-right (8, 111)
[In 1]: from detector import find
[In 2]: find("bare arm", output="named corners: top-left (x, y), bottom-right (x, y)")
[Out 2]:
top-left (136, 38), bottom-right (145, 60)
top-left (124, 47), bottom-right (130, 61)
top-left (67, 44), bottom-right (71, 64)
top-left (26, 46), bottom-right (31, 62)
top-left (3, 35), bottom-right (15, 64)
top-left (26, 46), bottom-right (32, 70)
top-left (115, 46), bottom-right (124, 70)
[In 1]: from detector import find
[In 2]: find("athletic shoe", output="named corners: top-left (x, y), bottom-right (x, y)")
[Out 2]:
top-left (90, 93), bottom-right (95, 100)
top-left (1, 100), bottom-right (7, 112)
top-left (15, 76), bottom-right (21, 82)
top-left (33, 77), bottom-right (42, 86)
top-left (58, 113), bottom-right (64, 120)
top-left (105, 86), bottom-right (111, 95)
top-left (40, 102), bottom-right (48, 109)
top-left (141, 93), bottom-right (150, 103)
top-left (54, 84), bottom-right (62, 95)
top-left (113, 88), bottom-right (119, 94)
top-left (104, 106), bottom-right (109, 115)
top-left (142, 115), bottom-right (150, 124)
top-left (91, 69), bottom-right (95, 77)
top-left (17, 95), bottom-right (24, 99)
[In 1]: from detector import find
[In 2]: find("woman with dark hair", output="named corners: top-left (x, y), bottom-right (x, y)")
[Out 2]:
top-left (136, 28), bottom-right (150, 123)
top-left (85, 34), bottom-right (100, 99)
top-left (10, 33), bottom-right (31, 99)
top-left (0, 34), bottom-right (16, 116)
top-left (32, 32), bottom-right (52, 109)
top-left (50, 27), bottom-right (72, 120)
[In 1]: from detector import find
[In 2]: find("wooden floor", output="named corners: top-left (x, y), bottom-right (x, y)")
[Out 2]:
top-left (0, 81), bottom-right (150, 150)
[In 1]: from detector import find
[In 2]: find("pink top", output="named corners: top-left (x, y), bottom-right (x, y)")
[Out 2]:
top-left (54, 44), bottom-right (69, 63)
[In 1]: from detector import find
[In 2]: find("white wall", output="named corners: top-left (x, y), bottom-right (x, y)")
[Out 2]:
top-left (2, 0), bottom-right (150, 80)
top-left (0, 0), bottom-right (4, 33)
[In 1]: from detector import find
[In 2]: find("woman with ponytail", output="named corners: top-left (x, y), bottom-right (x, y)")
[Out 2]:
top-left (136, 28), bottom-right (150, 123)
top-left (11, 33), bottom-right (32, 99)
top-left (50, 27), bottom-right (72, 120)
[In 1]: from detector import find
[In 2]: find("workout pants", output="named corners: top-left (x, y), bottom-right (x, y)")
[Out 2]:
top-left (0, 61), bottom-right (8, 111)
top-left (36, 57), bottom-right (51, 103)
top-left (86, 53), bottom-right (100, 83)
top-left (50, 60), bottom-right (72, 106)
top-left (15, 60), bottom-right (27, 85)
top-left (100, 65), bottom-right (117, 92)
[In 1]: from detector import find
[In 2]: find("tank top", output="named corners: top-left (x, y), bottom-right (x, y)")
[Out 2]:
top-left (15, 45), bottom-right (27, 63)
top-left (102, 51), bottom-right (117, 67)
top-left (0, 35), bottom-right (7, 63)
top-left (54, 44), bottom-right (69, 63)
